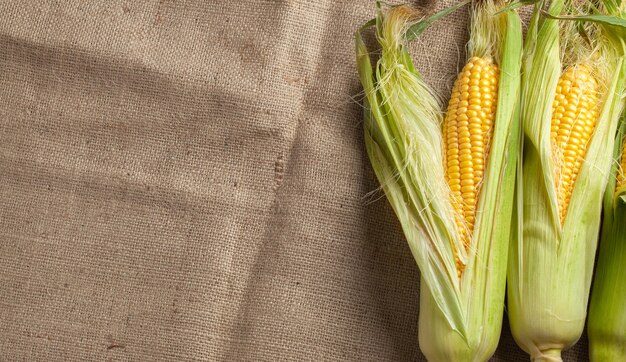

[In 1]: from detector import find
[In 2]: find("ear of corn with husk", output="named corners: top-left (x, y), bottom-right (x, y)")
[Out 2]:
top-left (356, 2), bottom-right (522, 360)
top-left (587, 120), bottom-right (626, 362)
top-left (506, 0), bottom-right (626, 360)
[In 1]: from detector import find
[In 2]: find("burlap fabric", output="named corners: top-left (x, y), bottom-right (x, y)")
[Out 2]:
top-left (0, 1), bottom-right (589, 361)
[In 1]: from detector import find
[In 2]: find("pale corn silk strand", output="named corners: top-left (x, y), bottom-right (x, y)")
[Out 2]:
top-left (443, 57), bottom-right (499, 276)
top-left (550, 64), bottom-right (600, 224)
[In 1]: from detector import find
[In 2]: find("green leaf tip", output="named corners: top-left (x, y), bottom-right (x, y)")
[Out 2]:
top-left (404, 0), bottom-right (470, 41)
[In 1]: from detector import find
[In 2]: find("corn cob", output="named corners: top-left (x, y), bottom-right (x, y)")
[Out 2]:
top-left (551, 64), bottom-right (600, 224)
top-left (588, 124), bottom-right (626, 361)
top-left (356, 1), bottom-right (522, 360)
top-left (444, 56), bottom-right (499, 275)
top-left (507, 0), bottom-right (626, 360)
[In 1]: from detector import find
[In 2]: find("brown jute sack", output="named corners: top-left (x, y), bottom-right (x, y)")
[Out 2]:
top-left (0, 1), bottom-right (588, 360)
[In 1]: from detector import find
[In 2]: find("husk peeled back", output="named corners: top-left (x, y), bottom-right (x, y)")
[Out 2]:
top-left (507, 1), bottom-right (626, 360)
top-left (356, 2), bottom-right (522, 361)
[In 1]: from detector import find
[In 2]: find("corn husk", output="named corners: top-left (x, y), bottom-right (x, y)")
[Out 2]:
top-left (506, 1), bottom-right (626, 360)
top-left (356, 2), bottom-right (522, 360)
top-left (587, 120), bottom-right (626, 362)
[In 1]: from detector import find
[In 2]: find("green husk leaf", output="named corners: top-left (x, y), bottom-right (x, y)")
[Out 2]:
top-left (358, 18), bottom-right (377, 32)
top-left (404, 0), bottom-right (470, 41)
top-left (541, 10), bottom-right (626, 30)
top-left (588, 118), bottom-right (626, 362)
top-left (540, 12), bottom-right (626, 27)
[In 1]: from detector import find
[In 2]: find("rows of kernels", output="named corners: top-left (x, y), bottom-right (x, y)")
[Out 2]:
top-left (443, 56), bottom-right (499, 275)
top-left (550, 64), bottom-right (599, 224)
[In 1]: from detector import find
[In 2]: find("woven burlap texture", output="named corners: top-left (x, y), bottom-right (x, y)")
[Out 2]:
top-left (0, 1), bottom-right (589, 361)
